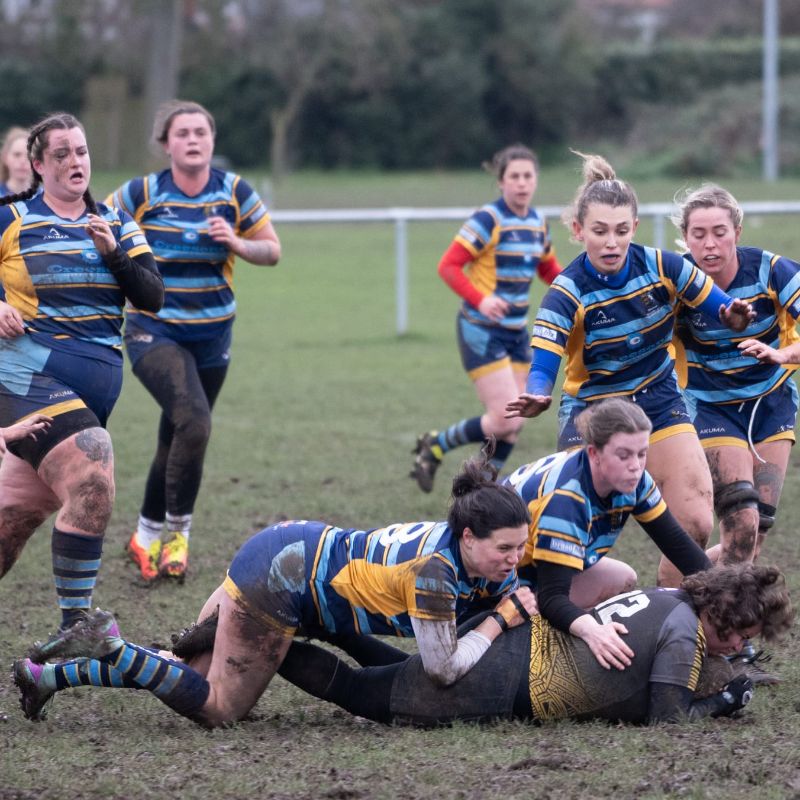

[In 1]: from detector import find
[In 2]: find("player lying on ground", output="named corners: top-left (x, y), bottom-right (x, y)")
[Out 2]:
top-left (274, 563), bottom-right (792, 725)
top-left (14, 449), bottom-right (538, 727)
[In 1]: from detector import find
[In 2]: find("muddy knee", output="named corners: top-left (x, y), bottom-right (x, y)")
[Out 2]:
top-left (0, 506), bottom-right (48, 576)
top-left (60, 472), bottom-right (114, 533)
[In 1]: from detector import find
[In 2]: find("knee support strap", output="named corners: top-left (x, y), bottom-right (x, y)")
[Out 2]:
top-left (758, 501), bottom-right (777, 535)
top-left (713, 480), bottom-right (759, 520)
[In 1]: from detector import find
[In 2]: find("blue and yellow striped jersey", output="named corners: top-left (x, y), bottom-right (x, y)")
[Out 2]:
top-left (0, 193), bottom-right (151, 358)
top-left (455, 197), bottom-right (555, 330)
top-left (108, 168), bottom-right (269, 341)
top-left (503, 448), bottom-right (665, 576)
top-left (674, 246), bottom-right (800, 404)
top-left (295, 520), bottom-right (516, 636)
top-left (530, 243), bottom-right (716, 400)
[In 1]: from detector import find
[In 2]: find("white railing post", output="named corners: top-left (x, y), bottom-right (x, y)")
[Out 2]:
top-left (394, 215), bottom-right (409, 335)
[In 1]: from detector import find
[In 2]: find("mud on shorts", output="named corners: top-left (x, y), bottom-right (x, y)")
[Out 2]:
top-left (124, 319), bottom-right (233, 371)
top-left (389, 614), bottom-right (533, 726)
top-left (556, 371), bottom-right (694, 451)
top-left (456, 311), bottom-right (531, 380)
top-left (0, 333), bottom-right (122, 467)
top-left (686, 379), bottom-right (798, 450)
top-left (224, 521), bottom-right (326, 637)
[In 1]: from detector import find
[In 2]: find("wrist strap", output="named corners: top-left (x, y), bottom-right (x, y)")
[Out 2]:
top-left (508, 592), bottom-right (531, 621)
top-left (489, 611), bottom-right (509, 632)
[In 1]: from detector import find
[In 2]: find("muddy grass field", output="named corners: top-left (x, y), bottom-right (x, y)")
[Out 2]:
top-left (3, 174), bottom-right (800, 799)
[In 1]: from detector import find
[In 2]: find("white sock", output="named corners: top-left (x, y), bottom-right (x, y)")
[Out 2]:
top-left (136, 516), bottom-right (164, 548)
top-left (166, 512), bottom-right (192, 541)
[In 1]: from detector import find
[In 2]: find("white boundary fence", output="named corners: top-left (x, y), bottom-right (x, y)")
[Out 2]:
top-left (270, 201), bottom-right (800, 335)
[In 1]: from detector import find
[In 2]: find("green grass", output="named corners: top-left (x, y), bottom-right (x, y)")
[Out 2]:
top-left (3, 170), bottom-right (800, 799)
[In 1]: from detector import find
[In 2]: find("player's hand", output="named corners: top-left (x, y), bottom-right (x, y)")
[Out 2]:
top-left (86, 214), bottom-right (117, 255)
top-left (206, 215), bottom-right (238, 250)
top-left (0, 300), bottom-right (25, 338)
top-left (478, 295), bottom-right (510, 322)
top-left (494, 588), bottom-right (538, 629)
top-left (571, 616), bottom-right (634, 670)
top-left (738, 338), bottom-right (784, 365)
top-left (718, 675), bottom-right (754, 716)
top-left (719, 298), bottom-right (755, 332)
top-left (2, 413), bottom-right (52, 443)
top-left (505, 393), bottom-right (552, 419)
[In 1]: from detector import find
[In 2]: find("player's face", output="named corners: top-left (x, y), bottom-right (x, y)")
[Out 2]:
top-left (164, 112), bottom-right (215, 174)
top-left (4, 135), bottom-right (31, 185)
top-left (684, 206), bottom-right (741, 285)
top-left (499, 158), bottom-right (538, 217)
top-left (573, 203), bottom-right (638, 275)
top-left (701, 615), bottom-right (762, 657)
top-left (460, 523), bottom-right (528, 582)
top-left (34, 127), bottom-right (90, 203)
top-left (588, 430), bottom-right (649, 497)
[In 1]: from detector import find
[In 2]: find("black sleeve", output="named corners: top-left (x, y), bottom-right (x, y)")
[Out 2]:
top-left (105, 246), bottom-right (164, 312)
top-left (640, 508), bottom-right (712, 575)
top-left (648, 682), bottom-right (739, 722)
top-left (536, 560), bottom-right (590, 633)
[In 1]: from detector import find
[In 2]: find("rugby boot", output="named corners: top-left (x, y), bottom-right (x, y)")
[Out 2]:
top-left (170, 608), bottom-right (220, 659)
top-left (27, 608), bottom-right (121, 663)
top-left (13, 659), bottom-right (55, 721)
top-left (410, 432), bottom-right (443, 493)
top-left (159, 532), bottom-right (189, 581)
top-left (126, 531), bottom-right (161, 582)
top-left (728, 647), bottom-right (781, 686)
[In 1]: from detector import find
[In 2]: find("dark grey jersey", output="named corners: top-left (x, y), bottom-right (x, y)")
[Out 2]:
top-left (528, 587), bottom-right (704, 723)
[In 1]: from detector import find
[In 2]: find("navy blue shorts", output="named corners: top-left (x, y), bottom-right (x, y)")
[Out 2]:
top-left (686, 379), bottom-right (797, 449)
top-left (456, 312), bottom-right (531, 380)
top-left (0, 334), bottom-right (121, 428)
top-left (224, 521), bottom-right (325, 636)
top-left (557, 372), bottom-right (695, 450)
top-left (124, 320), bottom-right (233, 371)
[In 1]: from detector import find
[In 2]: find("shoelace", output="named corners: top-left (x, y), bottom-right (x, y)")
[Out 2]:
top-left (729, 648), bottom-right (772, 666)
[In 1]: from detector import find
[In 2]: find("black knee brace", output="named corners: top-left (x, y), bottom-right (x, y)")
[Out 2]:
top-left (758, 501), bottom-right (777, 535)
top-left (713, 480), bottom-right (759, 520)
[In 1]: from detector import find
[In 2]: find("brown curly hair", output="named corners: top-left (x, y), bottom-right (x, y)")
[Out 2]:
top-left (681, 563), bottom-right (793, 643)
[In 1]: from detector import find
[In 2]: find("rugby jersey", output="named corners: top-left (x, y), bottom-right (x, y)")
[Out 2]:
top-left (0, 193), bottom-right (151, 358)
top-left (455, 197), bottom-right (556, 330)
top-left (530, 243), bottom-right (718, 400)
top-left (675, 246), bottom-right (800, 403)
top-left (503, 448), bottom-right (665, 578)
top-left (108, 167), bottom-right (269, 340)
top-left (288, 520), bottom-right (516, 636)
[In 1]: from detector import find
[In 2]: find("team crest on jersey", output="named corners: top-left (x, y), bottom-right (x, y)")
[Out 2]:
top-left (182, 230), bottom-right (200, 244)
top-left (639, 291), bottom-right (660, 315)
top-left (44, 227), bottom-right (69, 241)
top-left (690, 313), bottom-right (707, 329)
top-left (81, 249), bottom-right (100, 264)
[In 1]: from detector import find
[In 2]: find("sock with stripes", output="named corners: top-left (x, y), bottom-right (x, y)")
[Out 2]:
top-left (40, 636), bottom-right (211, 719)
top-left (52, 528), bottom-right (103, 630)
top-left (100, 638), bottom-right (209, 718)
top-left (435, 416), bottom-right (484, 454)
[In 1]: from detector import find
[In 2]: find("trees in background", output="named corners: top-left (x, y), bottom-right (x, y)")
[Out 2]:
top-left (0, 0), bottom-right (799, 175)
